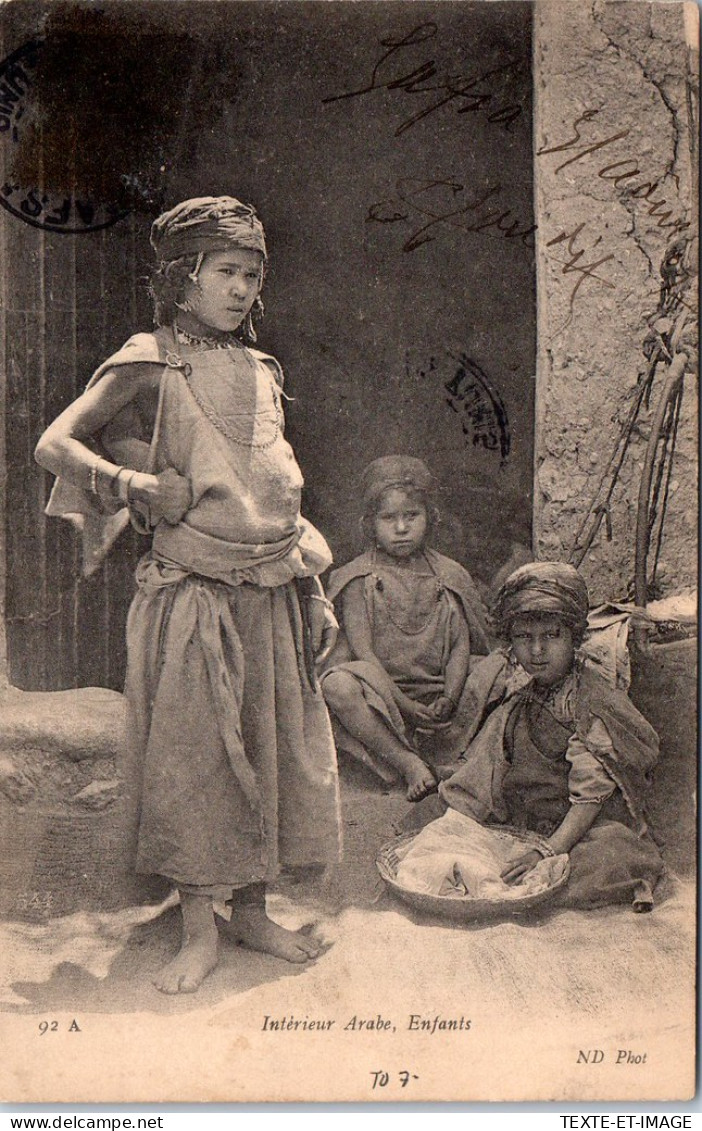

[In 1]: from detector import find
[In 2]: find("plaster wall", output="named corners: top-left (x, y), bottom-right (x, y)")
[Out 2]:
top-left (533, 0), bottom-right (698, 603)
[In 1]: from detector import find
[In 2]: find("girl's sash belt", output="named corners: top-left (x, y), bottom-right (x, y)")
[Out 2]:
top-left (152, 514), bottom-right (331, 586)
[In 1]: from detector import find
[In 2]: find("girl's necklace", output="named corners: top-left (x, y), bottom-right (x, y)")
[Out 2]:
top-left (372, 553), bottom-right (444, 636)
top-left (169, 326), bottom-right (281, 450)
top-left (521, 668), bottom-right (578, 724)
top-left (175, 326), bottom-right (246, 351)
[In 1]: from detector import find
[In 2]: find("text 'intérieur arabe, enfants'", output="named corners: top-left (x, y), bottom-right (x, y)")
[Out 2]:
top-left (261, 1014), bottom-right (471, 1034)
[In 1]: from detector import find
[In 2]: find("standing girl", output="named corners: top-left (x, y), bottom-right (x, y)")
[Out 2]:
top-left (35, 196), bottom-right (341, 993)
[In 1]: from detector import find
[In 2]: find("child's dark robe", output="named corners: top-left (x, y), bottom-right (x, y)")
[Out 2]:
top-left (438, 651), bottom-right (665, 910)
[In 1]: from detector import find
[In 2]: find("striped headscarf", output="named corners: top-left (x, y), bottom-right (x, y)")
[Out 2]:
top-left (491, 561), bottom-right (590, 641)
top-left (150, 196), bottom-right (267, 263)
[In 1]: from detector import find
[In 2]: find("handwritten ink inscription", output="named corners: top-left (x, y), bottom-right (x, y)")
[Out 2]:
top-left (545, 223), bottom-right (616, 313)
top-left (537, 109), bottom-right (688, 234)
top-left (367, 177), bottom-right (536, 253)
top-left (323, 23), bottom-right (525, 136)
top-left (370, 1069), bottom-right (419, 1090)
top-left (538, 108), bottom-right (689, 317)
top-left (324, 21), bottom-right (534, 264)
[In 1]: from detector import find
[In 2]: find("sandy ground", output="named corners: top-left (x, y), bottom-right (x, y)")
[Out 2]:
top-left (0, 755), bottom-right (696, 1103)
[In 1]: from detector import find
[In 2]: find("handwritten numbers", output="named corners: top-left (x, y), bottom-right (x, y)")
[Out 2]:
top-left (370, 1070), bottom-right (419, 1090)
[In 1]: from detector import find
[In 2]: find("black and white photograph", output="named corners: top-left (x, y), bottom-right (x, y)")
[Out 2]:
top-left (0, 0), bottom-right (697, 1104)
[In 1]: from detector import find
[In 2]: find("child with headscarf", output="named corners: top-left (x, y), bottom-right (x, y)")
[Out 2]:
top-left (425, 561), bottom-right (665, 910)
top-left (35, 196), bottom-right (341, 992)
top-left (321, 456), bottom-right (490, 800)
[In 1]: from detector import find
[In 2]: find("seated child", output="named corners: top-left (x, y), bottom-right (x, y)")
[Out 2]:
top-left (432, 561), bottom-right (665, 910)
top-left (321, 456), bottom-right (490, 801)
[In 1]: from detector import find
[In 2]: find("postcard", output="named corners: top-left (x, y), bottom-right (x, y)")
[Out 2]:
top-left (0, 0), bottom-right (697, 1104)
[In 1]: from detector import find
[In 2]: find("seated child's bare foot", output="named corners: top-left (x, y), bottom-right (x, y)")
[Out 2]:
top-left (153, 929), bottom-right (218, 994)
top-left (221, 905), bottom-right (321, 964)
top-left (388, 747), bottom-right (438, 802)
top-left (403, 757), bottom-right (438, 803)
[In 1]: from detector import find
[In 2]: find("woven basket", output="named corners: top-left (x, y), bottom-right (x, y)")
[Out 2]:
top-left (376, 827), bottom-right (570, 923)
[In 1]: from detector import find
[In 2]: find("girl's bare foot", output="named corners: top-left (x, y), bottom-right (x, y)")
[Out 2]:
top-left (153, 891), bottom-right (219, 994)
top-left (153, 931), bottom-right (219, 994)
top-left (220, 905), bottom-right (321, 964)
top-left (402, 755), bottom-right (438, 802)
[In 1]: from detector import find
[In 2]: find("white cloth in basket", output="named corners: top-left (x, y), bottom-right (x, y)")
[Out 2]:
top-left (394, 810), bottom-right (568, 900)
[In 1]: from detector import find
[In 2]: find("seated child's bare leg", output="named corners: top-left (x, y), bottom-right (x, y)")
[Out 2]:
top-left (219, 884), bottom-right (320, 964)
top-left (323, 671), bottom-right (435, 801)
top-left (153, 891), bottom-right (219, 994)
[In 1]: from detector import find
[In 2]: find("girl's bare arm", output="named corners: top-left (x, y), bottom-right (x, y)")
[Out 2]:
top-left (501, 801), bottom-right (604, 884)
top-left (35, 364), bottom-right (191, 522)
top-left (546, 799), bottom-right (604, 855)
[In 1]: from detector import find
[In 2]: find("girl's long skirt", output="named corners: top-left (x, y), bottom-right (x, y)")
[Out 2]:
top-left (123, 559), bottom-right (341, 893)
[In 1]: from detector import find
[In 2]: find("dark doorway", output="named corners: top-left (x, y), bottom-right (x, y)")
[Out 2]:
top-left (2, 1), bottom-right (535, 690)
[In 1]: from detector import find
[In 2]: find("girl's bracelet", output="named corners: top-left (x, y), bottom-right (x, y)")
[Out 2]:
top-left (88, 458), bottom-right (100, 495)
top-left (533, 842), bottom-right (556, 859)
top-left (108, 464), bottom-right (125, 492)
top-left (89, 458), bottom-right (124, 496)
top-left (115, 468), bottom-right (138, 504)
top-left (306, 594), bottom-right (335, 615)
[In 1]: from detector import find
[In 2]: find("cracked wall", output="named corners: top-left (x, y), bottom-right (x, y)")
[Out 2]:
top-left (533, 0), bottom-right (698, 603)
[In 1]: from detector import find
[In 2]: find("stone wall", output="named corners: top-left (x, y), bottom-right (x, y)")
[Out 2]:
top-left (533, 0), bottom-right (698, 603)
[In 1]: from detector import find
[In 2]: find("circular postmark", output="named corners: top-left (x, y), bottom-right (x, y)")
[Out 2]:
top-left (0, 38), bottom-right (128, 234)
top-left (409, 348), bottom-right (511, 466)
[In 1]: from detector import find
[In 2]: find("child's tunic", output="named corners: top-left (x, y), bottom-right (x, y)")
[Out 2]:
top-left (52, 330), bottom-right (341, 892)
top-left (439, 652), bottom-right (664, 909)
top-left (322, 549), bottom-right (490, 771)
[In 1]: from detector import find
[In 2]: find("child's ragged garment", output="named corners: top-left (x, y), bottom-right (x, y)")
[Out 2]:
top-left (52, 330), bottom-right (341, 894)
top-left (322, 549), bottom-right (490, 773)
top-left (438, 651), bottom-right (665, 911)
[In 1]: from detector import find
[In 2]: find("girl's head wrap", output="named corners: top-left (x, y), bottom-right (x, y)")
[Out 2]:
top-left (148, 196), bottom-right (267, 335)
top-left (491, 561), bottom-right (590, 641)
top-left (150, 196), bottom-right (267, 264)
top-left (360, 456), bottom-right (434, 513)
top-left (359, 456), bottom-right (437, 544)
